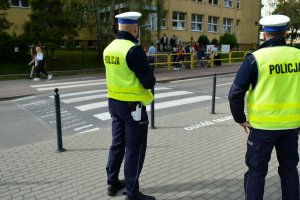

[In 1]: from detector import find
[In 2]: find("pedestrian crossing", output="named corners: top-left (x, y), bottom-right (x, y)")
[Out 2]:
top-left (30, 79), bottom-right (107, 91)
top-left (45, 85), bottom-right (218, 121)
top-left (22, 79), bottom-right (220, 135)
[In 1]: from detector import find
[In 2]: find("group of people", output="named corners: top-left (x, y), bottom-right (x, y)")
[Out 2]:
top-left (28, 46), bottom-right (52, 81)
top-left (157, 34), bottom-right (179, 52)
top-left (104, 11), bottom-right (299, 200)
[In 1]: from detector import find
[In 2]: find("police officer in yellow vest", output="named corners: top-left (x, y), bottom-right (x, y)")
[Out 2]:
top-left (229, 15), bottom-right (300, 200)
top-left (103, 11), bottom-right (156, 200)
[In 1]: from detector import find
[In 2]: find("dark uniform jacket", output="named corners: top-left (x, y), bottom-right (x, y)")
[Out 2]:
top-left (117, 31), bottom-right (156, 90)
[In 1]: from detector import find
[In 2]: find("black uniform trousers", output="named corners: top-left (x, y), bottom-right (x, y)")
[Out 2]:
top-left (244, 128), bottom-right (299, 200)
top-left (106, 98), bottom-right (149, 198)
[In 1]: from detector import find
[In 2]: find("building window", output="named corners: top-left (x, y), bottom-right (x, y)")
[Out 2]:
top-left (193, 0), bottom-right (203, 2)
top-left (224, 0), bottom-right (233, 7)
top-left (191, 14), bottom-right (203, 31)
top-left (10, 0), bottom-right (29, 7)
top-left (88, 41), bottom-right (95, 48)
top-left (172, 11), bottom-right (186, 30)
top-left (209, 0), bottom-right (218, 5)
top-left (236, 20), bottom-right (240, 34)
top-left (223, 18), bottom-right (232, 33)
top-left (208, 16), bottom-right (218, 32)
top-left (75, 41), bottom-right (81, 48)
top-left (236, 0), bottom-right (240, 9)
top-left (161, 11), bottom-right (167, 29)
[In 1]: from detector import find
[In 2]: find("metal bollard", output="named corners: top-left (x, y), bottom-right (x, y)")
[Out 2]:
top-left (211, 74), bottom-right (216, 114)
top-left (54, 88), bottom-right (66, 152)
top-left (150, 87), bottom-right (156, 129)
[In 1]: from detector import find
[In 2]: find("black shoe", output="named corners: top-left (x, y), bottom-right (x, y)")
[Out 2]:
top-left (107, 180), bottom-right (125, 196)
top-left (125, 192), bottom-right (156, 200)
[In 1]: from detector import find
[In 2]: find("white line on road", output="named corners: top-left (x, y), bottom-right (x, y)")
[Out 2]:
top-left (31, 79), bottom-right (105, 88)
top-left (49, 89), bottom-right (107, 98)
top-left (35, 82), bottom-right (107, 91)
top-left (216, 83), bottom-right (232, 87)
top-left (76, 101), bottom-right (108, 111)
top-left (94, 95), bottom-right (216, 121)
top-left (74, 124), bottom-right (94, 131)
top-left (75, 90), bottom-right (192, 111)
top-left (62, 93), bottom-right (107, 104)
top-left (76, 128), bottom-right (100, 135)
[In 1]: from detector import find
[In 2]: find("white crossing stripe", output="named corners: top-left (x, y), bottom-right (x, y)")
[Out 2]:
top-left (58, 87), bottom-right (170, 99)
top-left (49, 89), bottom-right (107, 98)
top-left (76, 128), bottom-right (100, 135)
top-left (154, 91), bottom-right (193, 98)
top-left (31, 79), bottom-right (105, 88)
top-left (61, 93), bottom-right (107, 104)
top-left (74, 124), bottom-right (93, 131)
top-left (75, 90), bottom-right (192, 111)
top-left (35, 82), bottom-right (106, 91)
top-left (93, 95), bottom-right (216, 121)
top-left (76, 101), bottom-right (108, 111)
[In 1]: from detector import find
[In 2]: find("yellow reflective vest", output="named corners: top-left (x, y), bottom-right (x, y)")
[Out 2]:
top-left (247, 46), bottom-right (300, 130)
top-left (103, 39), bottom-right (154, 105)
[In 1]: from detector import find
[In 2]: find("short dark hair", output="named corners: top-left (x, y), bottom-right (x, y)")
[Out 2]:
top-left (265, 31), bottom-right (286, 38)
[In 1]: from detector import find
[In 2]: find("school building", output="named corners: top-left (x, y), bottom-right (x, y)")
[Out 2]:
top-left (5, 0), bottom-right (261, 50)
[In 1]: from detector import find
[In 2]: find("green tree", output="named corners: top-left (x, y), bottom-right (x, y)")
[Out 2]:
top-left (273, 0), bottom-right (300, 45)
top-left (211, 38), bottom-right (218, 45)
top-left (27, 0), bottom-right (83, 57)
top-left (219, 32), bottom-right (237, 49)
top-left (86, 0), bottom-right (161, 63)
top-left (198, 35), bottom-right (210, 47)
top-left (0, 0), bottom-right (11, 32)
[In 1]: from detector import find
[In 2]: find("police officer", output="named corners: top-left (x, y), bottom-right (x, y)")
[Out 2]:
top-left (103, 11), bottom-right (156, 200)
top-left (228, 15), bottom-right (300, 200)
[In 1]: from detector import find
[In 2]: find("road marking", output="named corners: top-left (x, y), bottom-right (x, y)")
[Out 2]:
top-left (21, 100), bottom-right (47, 107)
top-left (94, 95), bottom-right (216, 121)
top-left (170, 77), bottom-right (211, 83)
top-left (62, 93), bottom-right (107, 103)
top-left (184, 115), bottom-right (233, 131)
top-left (35, 82), bottom-right (107, 91)
top-left (31, 79), bottom-right (105, 88)
top-left (216, 82), bottom-right (232, 86)
top-left (76, 101), bottom-right (108, 111)
top-left (76, 128), bottom-right (100, 135)
top-left (74, 124), bottom-right (93, 131)
top-left (49, 89), bottom-right (107, 98)
top-left (75, 91), bottom-right (193, 111)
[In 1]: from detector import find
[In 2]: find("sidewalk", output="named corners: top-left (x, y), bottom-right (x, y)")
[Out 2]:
top-left (0, 103), bottom-right (293, 200)
top-left (1, 63), bottom-right (298, 200)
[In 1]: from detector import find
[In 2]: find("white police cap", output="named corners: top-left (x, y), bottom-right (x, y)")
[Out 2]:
top-left (115, 12), bottom-right (142, 24)
top-left (259, 15), bottom-right (290, 32)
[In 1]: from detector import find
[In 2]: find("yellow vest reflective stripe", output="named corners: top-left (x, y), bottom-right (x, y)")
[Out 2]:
top-left (247, 46), bottom-right (300, 130)
top-left (103, 39), bottom-right (154, 105)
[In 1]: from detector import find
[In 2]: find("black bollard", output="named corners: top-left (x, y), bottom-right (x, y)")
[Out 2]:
top-left (150, 87), bottom-right (156, 129)
top-left (54, 88), bottom-right (66, 152)
top-left (211, 74), bottom-right (216, 114)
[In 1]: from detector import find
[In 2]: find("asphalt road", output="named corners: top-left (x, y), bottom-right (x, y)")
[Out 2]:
top-left (0, 74), bottom-right (235, 150)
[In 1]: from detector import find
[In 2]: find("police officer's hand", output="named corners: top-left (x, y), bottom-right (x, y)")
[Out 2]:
top-left (239, 121), bottom-right (251, 134)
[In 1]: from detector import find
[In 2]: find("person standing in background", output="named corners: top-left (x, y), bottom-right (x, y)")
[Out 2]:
top-left (27, 46), bottom-right (37, 80)
top-left (33, 46), bottom-right (52, 81)
top-left (161, 33), bottom-right (168, 52)
top-left (147, 43), bottom-right (157, 71)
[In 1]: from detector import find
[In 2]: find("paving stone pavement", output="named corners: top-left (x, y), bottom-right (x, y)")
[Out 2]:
top-left (1, 103), bottom-right (299, 200)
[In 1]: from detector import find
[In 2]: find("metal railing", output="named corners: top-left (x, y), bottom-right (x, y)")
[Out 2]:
top-left (147, 50), bottom-right (250, 70)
